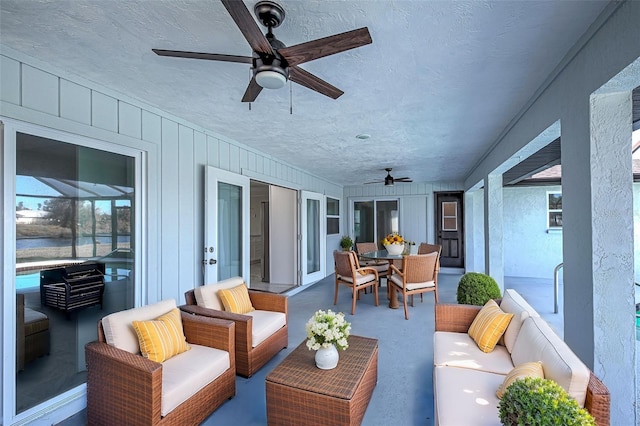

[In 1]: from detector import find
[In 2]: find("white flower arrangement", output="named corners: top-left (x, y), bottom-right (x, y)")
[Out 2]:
top-left (305, 309), bottom-right (351, 351)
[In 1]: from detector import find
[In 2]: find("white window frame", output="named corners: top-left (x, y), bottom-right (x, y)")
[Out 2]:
top-left (547, 191), bottom-right (563, 229)
top-left (326, 197), bottom-right (340, 235)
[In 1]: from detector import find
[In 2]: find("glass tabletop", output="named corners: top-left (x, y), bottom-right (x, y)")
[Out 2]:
top-left (359, 250), bottom-right (404, 260)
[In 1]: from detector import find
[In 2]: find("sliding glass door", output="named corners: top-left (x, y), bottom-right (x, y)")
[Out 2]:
top-left (3, 122), bottom-right (142, 424)
top-left (352, 199), bottom-right (399, 247)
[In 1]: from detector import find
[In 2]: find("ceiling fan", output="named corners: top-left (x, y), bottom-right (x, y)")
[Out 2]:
top-left (152, 0), bottom-right (372, 102)
top-left (365, 168), bottom-right (413, 186)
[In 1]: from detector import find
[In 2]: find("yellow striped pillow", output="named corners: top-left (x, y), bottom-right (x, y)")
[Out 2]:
top-left (468, 299), bottom-right (514, 353)
top-left (497, 361), bottom-right (545, 398)
top-left (218, 284), bottom-right (255, 314)
top-left (132, 308), bottom-right (190, 363)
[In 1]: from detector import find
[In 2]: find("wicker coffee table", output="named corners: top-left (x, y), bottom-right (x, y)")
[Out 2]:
top-left (266, 335), bottom-right (378, 426)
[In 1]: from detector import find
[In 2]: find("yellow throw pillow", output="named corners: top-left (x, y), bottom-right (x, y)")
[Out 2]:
top-left (132, 308), bottom-right (190, 363)
top-left (218, 284), bottom-right (255, 314)
top-left (496, 361), bottom-right (545, 398)
top-left (468, 299), bottom-right (514, 353)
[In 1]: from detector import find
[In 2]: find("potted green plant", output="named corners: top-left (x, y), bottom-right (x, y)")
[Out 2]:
top-left (498, 377), bottom-right (595, 426)
top-left (456, 272), bottom-right (501, 305)
top-left (339, 235), bottom-right (353, 251)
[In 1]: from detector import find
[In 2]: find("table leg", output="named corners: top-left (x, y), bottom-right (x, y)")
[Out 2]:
top-left (387, 268), bottom-right (399, 309)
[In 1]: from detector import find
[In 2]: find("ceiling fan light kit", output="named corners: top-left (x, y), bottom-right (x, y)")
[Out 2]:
top-left (152, 0), bottom-right (372, 102)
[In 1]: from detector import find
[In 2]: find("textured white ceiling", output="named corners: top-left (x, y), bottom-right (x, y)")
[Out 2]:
top-left (0, 0), bottom-right (609, 186)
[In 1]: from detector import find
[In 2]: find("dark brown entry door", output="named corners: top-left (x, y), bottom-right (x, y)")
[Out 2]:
top-left (435, 192), bottom-right (464, 268)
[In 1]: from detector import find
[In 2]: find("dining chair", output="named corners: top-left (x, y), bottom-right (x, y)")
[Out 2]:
top-left (418, 243), bottom-right (442, 286)
top-left (355, 242), bottom-right (390, 283)
top-left (333, 250), bottom-right (380, 315)
top-left (388, 252), bottom-right (439, 319)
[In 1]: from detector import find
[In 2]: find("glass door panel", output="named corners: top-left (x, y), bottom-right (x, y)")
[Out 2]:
top-left (301, 191), bottom-right (325, 285)
top-left (204, 167), bottom-right (250, 285)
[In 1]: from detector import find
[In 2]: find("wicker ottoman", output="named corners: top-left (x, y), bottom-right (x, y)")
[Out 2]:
top-left (266, 335), bottom-right (378, 426)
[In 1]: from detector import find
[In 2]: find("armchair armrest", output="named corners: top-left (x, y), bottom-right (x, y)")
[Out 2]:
top-left (389, 264), bottom-right (403, 276)
top-left (85, 341), bottom-right (163, 424)
top-left (435, 303), bottom-right (481, 333)
top-left (180, 304), bottom-right (253, 352)
top-left (181, 311), bottom-right (235, 354)
top-left (355, 267), bottom-right (379, 279)
top-left (248, 290), bottom-right (288, 314)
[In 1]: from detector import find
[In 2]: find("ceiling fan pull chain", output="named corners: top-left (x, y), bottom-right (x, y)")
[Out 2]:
top-left (289, 80), bottom-right (293, 115)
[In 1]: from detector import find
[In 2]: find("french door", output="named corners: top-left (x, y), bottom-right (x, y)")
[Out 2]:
top-left (300, 191), bottom-right (325, 285)
top-left (204, 166), bottom-right (250, 284)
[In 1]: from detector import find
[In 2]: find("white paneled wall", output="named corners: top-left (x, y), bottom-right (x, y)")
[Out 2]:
top-left (343, 181), bottom-right (463, 245)
top-left (0, 50), bottom-right (341, 306)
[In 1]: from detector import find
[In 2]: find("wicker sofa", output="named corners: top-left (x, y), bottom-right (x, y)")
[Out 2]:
top-left (433, 289), bottom-right (610, 426)
top-left (181, 276), bottom-right (288, 377)
top-left (85, 299), bottom-right (236, 426)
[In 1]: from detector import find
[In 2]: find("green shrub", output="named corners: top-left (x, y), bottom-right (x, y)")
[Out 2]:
top-left (498, 377), bottom-right (595, 426)
top-left (456, 272), bottom-right (501, 305)
top-left (339, 235), bottom-right (353, 250)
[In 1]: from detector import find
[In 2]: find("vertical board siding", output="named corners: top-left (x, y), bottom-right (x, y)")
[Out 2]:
top-left (22, 64), bottom-right (58, 115)
top-left (91, 91), bottom-right (118, 132)
top-left (218, 140), bottom-right (230, 170)
top-left (178, 125), bottom-right (196, 298)
top-left (118, 101), bottom-right (142, 139)
top-left (0, 55), bottom-right (21, 105)
top-left (160, 118), bottom-right (180, 301)
top-left (142, 110), bottom-right (161, 143)
top-left (60, 79), bottom-right (91, 125)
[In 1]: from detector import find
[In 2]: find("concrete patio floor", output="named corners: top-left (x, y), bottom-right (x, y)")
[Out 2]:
top-left (57, 272), bottom-right (637, 425)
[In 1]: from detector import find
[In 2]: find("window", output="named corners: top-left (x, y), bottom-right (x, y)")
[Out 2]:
top-left (353, 199), bottom-right (399, 244)
top-left (547, 192), bottom-right (562, 228)
top-left (326, 197), bottom-right (340, 235)
top-left (14, 132), bottom-right (137, 414)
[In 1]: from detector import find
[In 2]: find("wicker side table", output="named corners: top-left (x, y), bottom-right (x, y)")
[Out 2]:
top-left (266, 335), bottom-right (378, 426)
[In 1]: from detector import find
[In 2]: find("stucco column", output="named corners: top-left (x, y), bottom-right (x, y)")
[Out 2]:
top-left (562, 90), bottom-right (635, 425)
top-left (484, 174), bottom-right (504, 290)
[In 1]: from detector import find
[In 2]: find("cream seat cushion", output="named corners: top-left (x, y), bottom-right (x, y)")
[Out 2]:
top-left (511, 316), bottom-right (590, 407)
top-left (194, 276), bottom-right (246, 311)
top-left (389, 275), bottom-right (435, 290)
top-left (338, 273), bottom-right (376, 285)
top-left (246, 310), bottom-right (287, 347)
top-left (433, 331), bottom-right (514, 375)
top-left (101, 299), bottom-right (177, 354)
top-left (161, 344), bottom-right (230, 416)
top-left (499, 288), bottom-right (540, 352)
top-left (434, 365), bottom-right (503, 426)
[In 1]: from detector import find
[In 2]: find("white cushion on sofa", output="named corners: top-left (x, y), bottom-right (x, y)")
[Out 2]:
top-left (511, 316), bottom-right (590, 407)
top-left (433, 331), bottom-right (514, 375)
top-left (246, 310), bottom-right (286, 347)
top-left (101, 299), bottom-right (177, 354)
top-left (434, 365), bottom-right (503, 426)
top-left (161, 344), bottom-right (230, 416)
top-left (194, 276), bottom-right (246, 311)
top-left (499, 289), bottom-right (540, 353)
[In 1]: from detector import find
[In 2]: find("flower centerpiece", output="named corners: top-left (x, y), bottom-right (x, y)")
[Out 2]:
top-left (381, 232), bottom-right (405, 255)
top-left (306, 309), bottom-right (351, 369)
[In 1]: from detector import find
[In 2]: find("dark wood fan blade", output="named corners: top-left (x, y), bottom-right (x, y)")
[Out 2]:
top-left (289, 66), bottom-right (343, 99)
top-left (220, 0), bottom-right (274, 55)
top-left (395, 178), bottom-right (413, 183)
top-left (152, 49), bottom-right (252, 64)
top-left (395, 177), bottom-right (411, 181)
top-left (241, 77), bottom-right (263, 102)
top-left (279, 27), bottom-right (372, 66)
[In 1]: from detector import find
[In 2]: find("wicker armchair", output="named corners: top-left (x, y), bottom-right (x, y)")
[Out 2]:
top-left (333, 250), bottom-right (380, 315)
top-left (355, 242), bottom-right (390, 282)
top-left (181, 276), bottom-right (288, 378)
top-left (388, 252), bottom-right (439, 319)
top-left (17, 293), bottom-right (50, 370)
top-left (85, 300), bottom-right (236, 426)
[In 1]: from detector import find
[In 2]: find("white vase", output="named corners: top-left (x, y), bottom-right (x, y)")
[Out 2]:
top-left (385, 243), bottom-right (404, 256)
top-left (315, 344), bottom-right (339, 369)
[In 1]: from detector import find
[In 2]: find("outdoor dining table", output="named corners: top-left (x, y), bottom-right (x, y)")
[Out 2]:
top-left (359, 250), bottom-right (404, 309)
